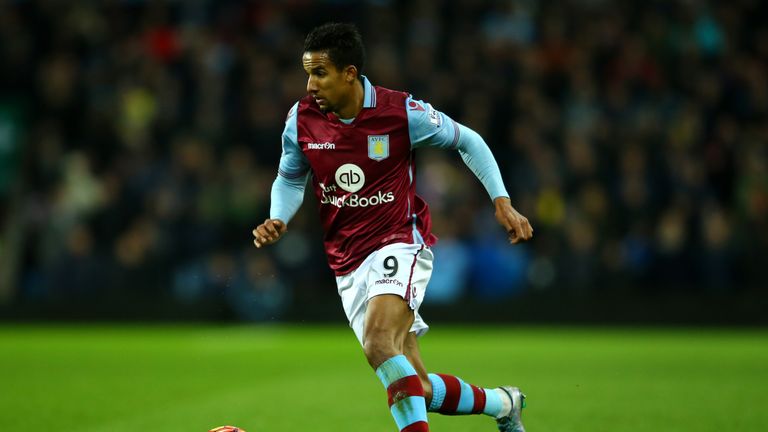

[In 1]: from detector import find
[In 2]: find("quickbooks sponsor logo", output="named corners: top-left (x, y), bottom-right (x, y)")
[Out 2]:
top-left (347, 191), bottom-right (395, 207)
top-left (335, 163), bottom-right (365, 193)
top-left (320, 190), bottom-right (395, 208)
top-left (322, 163), bottom-right (394, 208)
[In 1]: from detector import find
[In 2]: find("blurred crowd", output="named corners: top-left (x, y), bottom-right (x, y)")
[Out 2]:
top-left (1, 0), bottom-right (766, 319)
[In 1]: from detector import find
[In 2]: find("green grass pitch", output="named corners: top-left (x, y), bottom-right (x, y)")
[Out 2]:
top-left (1, 324), bottom-right (766, 431)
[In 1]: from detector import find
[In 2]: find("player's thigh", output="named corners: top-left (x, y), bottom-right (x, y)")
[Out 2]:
top-left (341, 243), bottom-right (433, 347)
top-left (362, 243), bottom-right (431, 345)
top-left (363, 293), bottom-right (415, 346)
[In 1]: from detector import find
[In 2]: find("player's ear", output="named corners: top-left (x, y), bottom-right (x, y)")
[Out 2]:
top-left (345, 65), bottom-right (358, 83)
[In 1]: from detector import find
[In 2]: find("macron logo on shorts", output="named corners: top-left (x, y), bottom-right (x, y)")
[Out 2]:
top-left (375, 278), bottom-right (404, 287)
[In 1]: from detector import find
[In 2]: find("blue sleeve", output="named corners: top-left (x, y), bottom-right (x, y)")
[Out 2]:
top-left (407, 97), bottom-right (460, 150)
top-left (270, 102), bottom-right (310, 223)
top-left (269, 173), bottom-right (308, 223)
top-left (277, 102), bottom-right (309, 179)
top-left (406, 96), bottom-right (509, 200)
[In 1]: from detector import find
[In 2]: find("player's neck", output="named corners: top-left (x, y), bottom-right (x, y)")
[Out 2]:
top-left (334, 79), bottom-right (364, 120)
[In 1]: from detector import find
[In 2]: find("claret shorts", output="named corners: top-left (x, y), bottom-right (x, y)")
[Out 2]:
top-left (335, 242), bottom-right (434, 346)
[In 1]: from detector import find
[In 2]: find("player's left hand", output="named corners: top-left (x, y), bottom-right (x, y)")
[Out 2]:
top-left (252, 218), bottom-right (287, 248)
top-left (493, 197), bottom-right (533, 244)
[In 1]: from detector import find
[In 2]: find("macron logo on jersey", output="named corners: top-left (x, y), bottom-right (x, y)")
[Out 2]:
top-left (307, 142), bottom-right (336, 150)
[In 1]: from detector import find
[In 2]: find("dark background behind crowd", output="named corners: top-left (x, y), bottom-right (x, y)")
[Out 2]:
top-left (0, 0), bottom-right (766, 323)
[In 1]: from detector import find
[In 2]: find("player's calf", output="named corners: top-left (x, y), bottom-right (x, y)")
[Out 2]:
top-left (376, 355), bottom-right (430, 431)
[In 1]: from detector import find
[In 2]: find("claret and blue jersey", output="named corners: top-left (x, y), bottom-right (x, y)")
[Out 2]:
top-left (271, 76), bottom-right (508, 275)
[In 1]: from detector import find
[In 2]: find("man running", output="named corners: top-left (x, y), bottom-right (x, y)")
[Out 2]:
top-left (253, 22), bottom-right (533, 432)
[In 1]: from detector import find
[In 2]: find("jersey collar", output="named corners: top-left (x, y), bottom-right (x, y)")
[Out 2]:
top-left (362, 75), bottom-right (376, 108)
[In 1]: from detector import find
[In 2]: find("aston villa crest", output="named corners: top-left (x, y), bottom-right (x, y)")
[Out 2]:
top-left (368, 135), bottom-right (389, 161)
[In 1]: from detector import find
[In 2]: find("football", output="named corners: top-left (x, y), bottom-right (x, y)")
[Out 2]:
top-left (209, 426), bottom-right (246, 432)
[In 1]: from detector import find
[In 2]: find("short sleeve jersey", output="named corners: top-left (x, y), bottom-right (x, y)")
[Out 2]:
top-left (279, 77), bottom-right (461, 275)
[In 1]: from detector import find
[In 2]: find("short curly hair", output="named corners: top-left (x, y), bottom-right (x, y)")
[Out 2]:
top-left (303, 23), bottom-right (365, 79)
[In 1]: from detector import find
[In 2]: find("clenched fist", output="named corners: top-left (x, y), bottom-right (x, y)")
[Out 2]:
top-left (252, 219), bottom-right (287, 248)
top-left (493, 197), bottom-right (533, 244)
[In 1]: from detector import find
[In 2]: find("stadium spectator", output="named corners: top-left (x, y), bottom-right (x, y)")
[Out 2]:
top-left (0, 1), bottom-right (766, 315)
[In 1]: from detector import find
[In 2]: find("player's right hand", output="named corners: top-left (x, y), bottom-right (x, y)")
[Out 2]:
top-left (493, 197), bottom-right (533, 244)
top-left (253, 219), bottom-right (287, 248)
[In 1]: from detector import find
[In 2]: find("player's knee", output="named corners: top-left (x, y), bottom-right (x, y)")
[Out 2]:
top-left (363, 332), bottom-right (398, 369)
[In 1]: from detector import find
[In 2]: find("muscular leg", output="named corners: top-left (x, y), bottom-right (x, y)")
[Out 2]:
top-left (364, 298), bottom-right (520, 432)
top-left (362, 294), bottom-right (414, 368)
top-left (403, 331), bottom-right (514, 422)
top-left (354, 244), bottom-right (524, 431)
top-left (363, 294), bottom-right (429, 431)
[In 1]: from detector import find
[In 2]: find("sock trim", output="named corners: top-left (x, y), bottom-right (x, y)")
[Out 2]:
top-left (427, 374), bottom-right (446, 411)
top-left (376, 354), bottom-right (417, 387)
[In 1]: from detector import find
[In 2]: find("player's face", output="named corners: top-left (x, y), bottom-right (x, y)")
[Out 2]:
top-left (302, 51), bottom-right (353, 114)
